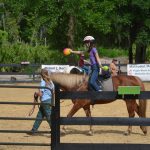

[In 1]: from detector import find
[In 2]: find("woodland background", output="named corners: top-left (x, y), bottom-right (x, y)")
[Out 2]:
top-left (0, 0), bottom-right (150, 66)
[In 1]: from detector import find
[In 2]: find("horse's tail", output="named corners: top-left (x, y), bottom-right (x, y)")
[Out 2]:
top-left (134, 76), bottom-right (147, 134)
top-left (135, 76), bottom-right (147, 118)
top-left (139, 98), bottom-right (147, 118)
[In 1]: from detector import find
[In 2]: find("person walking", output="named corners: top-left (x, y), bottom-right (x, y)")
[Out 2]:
top-left (110, 59), bottom-right (118, 76)
top-left (27, 68), bottom-right (54, 135)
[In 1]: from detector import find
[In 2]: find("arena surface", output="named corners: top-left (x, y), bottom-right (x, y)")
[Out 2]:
top-left (0, 82), bottom-right (150, 150)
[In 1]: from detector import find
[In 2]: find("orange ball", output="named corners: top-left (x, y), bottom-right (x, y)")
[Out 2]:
top-left (63, 48), bottom-right (71, 56)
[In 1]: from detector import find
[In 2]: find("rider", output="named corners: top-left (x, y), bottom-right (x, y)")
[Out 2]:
top-left (83, 36), bottom-right (103, 91)
top-left (70, 49), bottom-right (90, 75)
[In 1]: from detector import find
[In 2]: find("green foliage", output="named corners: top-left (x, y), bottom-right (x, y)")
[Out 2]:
top-left (0, 29), bottom-right (8, 45)
top-left (2, 0), bottom-right (149, 46)
top-left (136, 31), bottom-right (150, 45)
top-left (1, 0), bottom-right (150, 63)
top-left (0, 41), bottom-right (128, 66)
top-left (0, 42), bottom-right (68, 72)
top-left (146, 45), bottom-right (150, 62)
top-left (0, 42), bottom-right (67, 64)
top-left (98, 47), bottom-right (128, 58)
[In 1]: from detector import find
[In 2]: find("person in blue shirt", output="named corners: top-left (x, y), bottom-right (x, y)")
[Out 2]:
top-left (28, 68), bottom-right (54, 135)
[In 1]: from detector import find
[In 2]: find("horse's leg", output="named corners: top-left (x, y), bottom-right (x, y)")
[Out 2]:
top-left (62, 101), bottom-right (83, 134)
top-left (134, 100), bottom-right (147, 135)
top-left (124, 100), bottom-right (136, 135)
top-left (83, 105), bottom-right (93, 136)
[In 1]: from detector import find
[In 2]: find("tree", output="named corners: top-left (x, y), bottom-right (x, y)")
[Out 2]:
top-left (0, 3), bottom-right (6, 31)
top-left (1, 0), bottom-right (150, 64)
top-left (132, 0), bottom-right (150, 63)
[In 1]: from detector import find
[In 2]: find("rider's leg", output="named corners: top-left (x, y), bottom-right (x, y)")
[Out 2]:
top-left (89, 65), bottom-right (102, 91)
top-left (82, 65), bottom-right (90, 75)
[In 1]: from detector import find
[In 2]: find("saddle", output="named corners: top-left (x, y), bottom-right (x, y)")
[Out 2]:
top-left (98, 77), bottom-right (113, 91)
top-left (97, 70), bottom-right (113, 91)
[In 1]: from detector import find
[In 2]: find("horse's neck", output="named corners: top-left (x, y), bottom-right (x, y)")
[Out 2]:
top-left (50, 73), bottom-right (88, 90)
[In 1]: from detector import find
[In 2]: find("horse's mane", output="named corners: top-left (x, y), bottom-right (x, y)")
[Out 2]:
top-left (41, 70), bottom-right (145, 92)
top-left (48, 73), bottom-right (89, 90)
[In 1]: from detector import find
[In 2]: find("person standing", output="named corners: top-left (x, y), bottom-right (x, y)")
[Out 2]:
top-left (27, 68), bottom-right (54, 135)
top-left (109, 59), bottom-right (118, 76)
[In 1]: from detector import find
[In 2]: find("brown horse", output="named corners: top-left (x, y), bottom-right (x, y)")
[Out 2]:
top-left (41, 70), bottom-right (147, 136)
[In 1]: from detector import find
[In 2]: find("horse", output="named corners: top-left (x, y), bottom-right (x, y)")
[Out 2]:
top-left (41, 70), bottom-right (147, 136)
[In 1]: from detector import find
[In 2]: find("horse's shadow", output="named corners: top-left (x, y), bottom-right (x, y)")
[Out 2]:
top-left (60, 127), bottom-right (144, 136)
top-left (24, 133), bottom-right (50, 137)
top-left (92, 129), bottom-right (143, 136)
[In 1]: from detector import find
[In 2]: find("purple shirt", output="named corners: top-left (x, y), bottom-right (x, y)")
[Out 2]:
top-left (89, 47), bottom-right (98, 65)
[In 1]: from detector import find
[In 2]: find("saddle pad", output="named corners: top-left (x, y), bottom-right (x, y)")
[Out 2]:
top-left (102, 78), bottom-right (113, 91)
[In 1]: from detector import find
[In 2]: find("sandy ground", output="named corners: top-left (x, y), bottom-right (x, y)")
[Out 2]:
top-left (0, 82), bottom-right (150, 150)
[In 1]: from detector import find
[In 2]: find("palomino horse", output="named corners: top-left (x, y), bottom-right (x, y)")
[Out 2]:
top-left (41, 69), bottom-right (147, 135)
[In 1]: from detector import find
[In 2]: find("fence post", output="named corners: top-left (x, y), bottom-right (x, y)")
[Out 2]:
top-left (51, 84), bottom-right (60, 150)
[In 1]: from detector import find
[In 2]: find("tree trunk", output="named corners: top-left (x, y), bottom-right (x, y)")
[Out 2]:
top-left (128, 43), bottom-right (133, 64)
top-left (67, 15), bottom-right (74, 49)
top-left (128, 31), bottom-right (134, 64)
top-left (2, 14), bottom-right (6, 31)
top-left (128, 0), bottom-right (134, 64)
top-left (67, 15), bottom-right (76, 65)
top-left (135, 44), bottom-right (146, 63)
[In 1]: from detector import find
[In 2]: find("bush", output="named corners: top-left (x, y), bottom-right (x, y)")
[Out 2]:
top-left (0, 42), bottom-right (69, 72)
top-left (98, 47), bottom-right (128, 58)
top-left (0, 30), bottom-right (8, 46)
top-left (0, 42), bottom-right (129, 72)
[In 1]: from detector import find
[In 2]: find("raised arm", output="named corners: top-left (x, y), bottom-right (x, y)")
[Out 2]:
top-left (70, 49), bottom-right (84, 55)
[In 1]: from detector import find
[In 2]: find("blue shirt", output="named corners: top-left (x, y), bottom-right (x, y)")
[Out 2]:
top-left (40, 79), bottom-right (54, 102)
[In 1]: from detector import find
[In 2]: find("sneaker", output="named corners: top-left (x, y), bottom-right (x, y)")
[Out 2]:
top-left (98, 89), bottom-right (102, 92)
top-left (27, 129), bottom-right (37, 135)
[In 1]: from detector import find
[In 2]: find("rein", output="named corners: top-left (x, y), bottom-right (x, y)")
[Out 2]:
top-left (28, 92), bottom-right (54, 116)
top-left (28, 92), bottom-right (40, 116)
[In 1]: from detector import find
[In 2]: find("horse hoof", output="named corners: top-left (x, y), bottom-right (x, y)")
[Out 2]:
top-left (61, 129), bottom-right (66, 135)
top-left (61, 126), bottom-right (70, 135)
top-left (143, 131), bottom-right (147, 136)
top-left (124, 131), bottom-right (131, 136)
top-left (87, 130), bottom-right (94, 136)
top-left (140, 127), bottom-right (147, 135)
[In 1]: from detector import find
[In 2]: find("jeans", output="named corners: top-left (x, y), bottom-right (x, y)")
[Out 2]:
top-left (89, 64), bottom-right (101, 91)
top-left (81, 65), bottom-right (90, 75)
top-left (32, 99), bottom-right (51, 131)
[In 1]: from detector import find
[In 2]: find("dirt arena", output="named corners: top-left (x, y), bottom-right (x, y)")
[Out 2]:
top-left (0, 82), bottom-right (150, 150)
